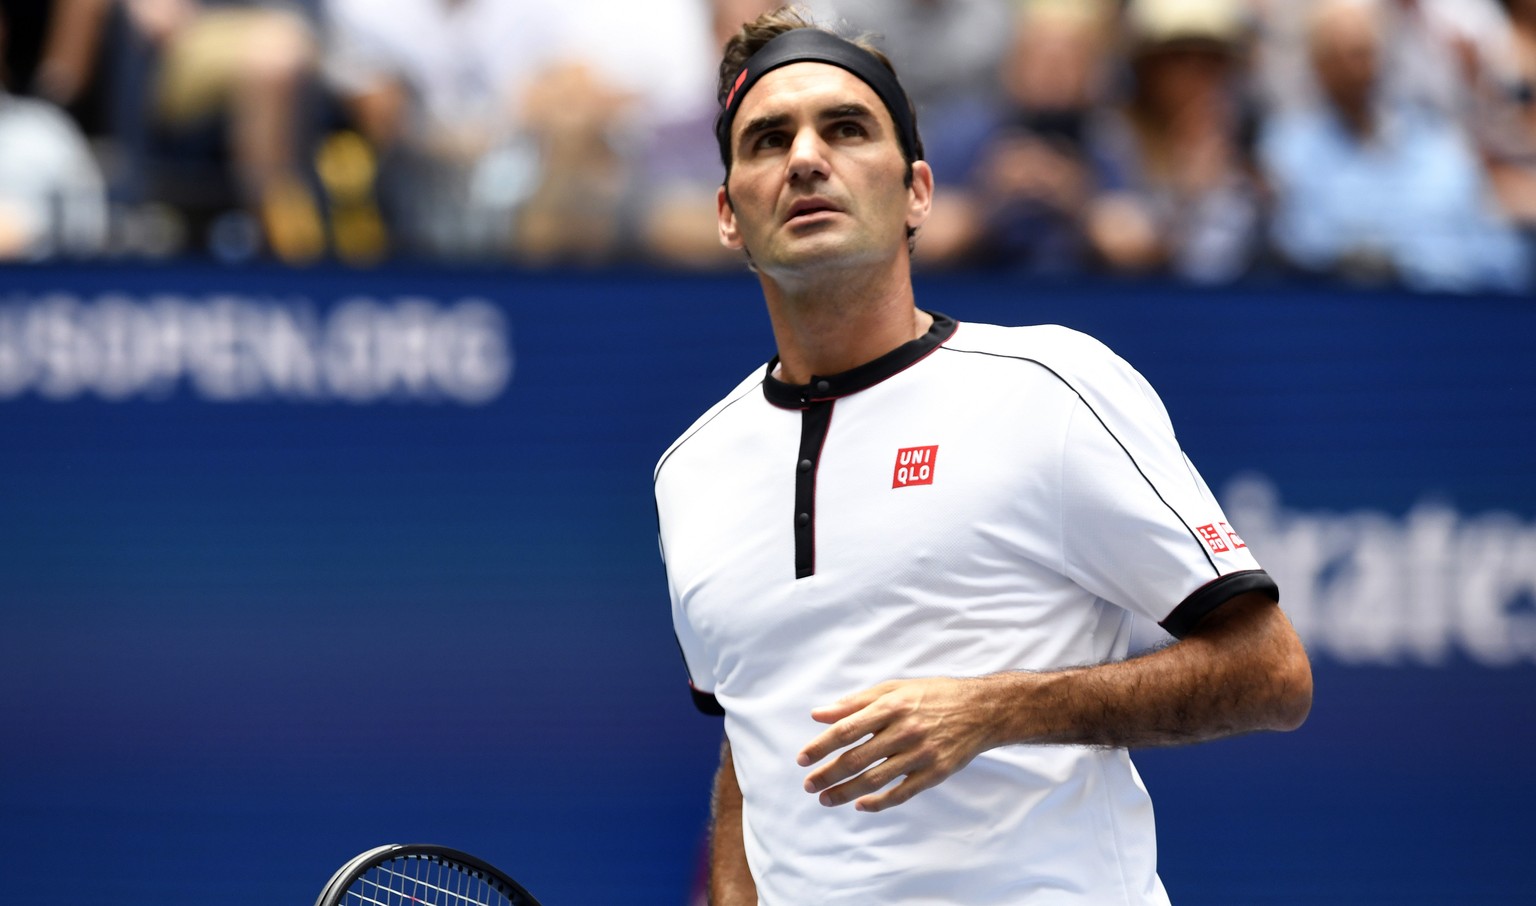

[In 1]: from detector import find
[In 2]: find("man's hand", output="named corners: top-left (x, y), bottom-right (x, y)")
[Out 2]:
top-left (792, 593), bottom-right (1312, 814)
top-left (796, 676), bottom-right (1002, 813)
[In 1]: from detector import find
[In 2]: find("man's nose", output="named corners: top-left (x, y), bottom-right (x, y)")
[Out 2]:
top-left (787, 128), bottom-right (831, 183)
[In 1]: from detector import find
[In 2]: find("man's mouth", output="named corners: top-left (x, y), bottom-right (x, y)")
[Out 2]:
top-left (786, 199), bottom-right (842, 223)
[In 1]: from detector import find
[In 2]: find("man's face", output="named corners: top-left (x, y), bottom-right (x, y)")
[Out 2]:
top-left (1312, 8), bottom-right (1379, 117)
top-left (716, 62), bottom-right (931, 280)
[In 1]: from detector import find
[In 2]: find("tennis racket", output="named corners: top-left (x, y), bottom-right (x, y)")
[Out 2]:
top-left (314, 843), bottom-right (545, 906)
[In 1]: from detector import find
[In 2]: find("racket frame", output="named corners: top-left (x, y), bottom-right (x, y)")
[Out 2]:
top-left (313, 842), bottom-right (543, 906)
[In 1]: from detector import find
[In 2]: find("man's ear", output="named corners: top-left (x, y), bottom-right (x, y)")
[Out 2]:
top-left (717, 184), bottom-right (743, 250)
top-left (906, 160), bottom-right (934, 232)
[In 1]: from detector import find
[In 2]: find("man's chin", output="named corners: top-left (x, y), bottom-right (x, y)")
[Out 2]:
top-left (761, 232), bottom-right (870, 272)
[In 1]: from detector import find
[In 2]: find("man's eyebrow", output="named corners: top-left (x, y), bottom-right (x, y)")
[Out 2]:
top-left (819, 103), bottom-right (877, 123)
top-left (737, 113), bottom-right (791, 149)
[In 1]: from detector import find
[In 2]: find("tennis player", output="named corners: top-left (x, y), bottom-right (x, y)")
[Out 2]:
top-left (654, 9), bottom-right (1313, 904)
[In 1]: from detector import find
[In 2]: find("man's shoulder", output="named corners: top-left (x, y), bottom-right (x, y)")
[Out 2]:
top-left (944, 320), bottom-right (1121, 374)
top-left (653, 365), bottom-right (766, 482)
top-left (942, 319), bottom-right (1153, 405)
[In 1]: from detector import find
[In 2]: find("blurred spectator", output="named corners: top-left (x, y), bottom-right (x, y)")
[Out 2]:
top-left (1489, 0), bottom-right (1536, 241)
top-left (1258, 0), bottom-right (1529, 292)
top-left (1084, 0), bottom-right (1267, 283)
top-left (0, 0), bottom-right (106, 111)
top-left (1379, 0), bottom-right (1517, 128)
top-left (324, 0), bottom-right (717, 265)
top-left (323, 0), bottom-right (565, 260)
top-left (503, 56), bottom-right (638, 264)
top-left (115, 0), bottom-right (326, 263)
top-left (2, 0), bottom-right (1530, 295)
top-left (1250, 0), bottom-right (1518, 119)
top-left (514, 0), bottom-right (717, 265)
top-left (1247, 0), bottom-right (1314, 116)
top-left (1504, 1), bottom-right (1536, 126)
top-left (540, 0), bottom-right (717, 128)
top-left (1252, 0), bottom-right (1534, 214)
top-left (943, 0), bottom-right (1117, 273)
top-left (0, 6), bottom-right (108, 259)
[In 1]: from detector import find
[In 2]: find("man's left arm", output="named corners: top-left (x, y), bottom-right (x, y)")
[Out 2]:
top-left (798, 591), bottom-right (1312, 812)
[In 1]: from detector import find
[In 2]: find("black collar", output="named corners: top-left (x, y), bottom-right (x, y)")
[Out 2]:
top-left (762, 312), bottom-right (957, 410)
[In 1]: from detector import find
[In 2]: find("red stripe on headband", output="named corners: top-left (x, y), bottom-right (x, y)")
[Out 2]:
top-left (725, 68), bottom-right (750, 110)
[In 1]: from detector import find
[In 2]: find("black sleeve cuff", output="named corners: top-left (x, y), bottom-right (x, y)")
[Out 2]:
top-left (690, 684), bottom-right (725, 716)
top-left (1159, 569), bottom-right (1280, 640)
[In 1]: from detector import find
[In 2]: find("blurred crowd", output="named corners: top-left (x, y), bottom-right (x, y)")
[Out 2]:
top-left (3, 0), bottom-right (1536, 292)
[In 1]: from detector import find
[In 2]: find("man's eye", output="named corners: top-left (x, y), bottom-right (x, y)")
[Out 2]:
top-left (754, 132), bottom-right (788, 151)
top-left (833, 122), bottom-right (867, 139)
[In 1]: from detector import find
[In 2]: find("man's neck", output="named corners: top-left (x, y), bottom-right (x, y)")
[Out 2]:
top-left (1333, 97), bottom-right (1379, 143)
top-left (760, 264), bottom-right (931, 385)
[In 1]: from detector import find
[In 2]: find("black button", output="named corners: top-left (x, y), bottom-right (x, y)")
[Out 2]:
top-left (815, 380), bottom-right (831, 394)
top-left (795, 512), bottom-right (810, 527)
top-left (798, 459), bottom-right (812, 472)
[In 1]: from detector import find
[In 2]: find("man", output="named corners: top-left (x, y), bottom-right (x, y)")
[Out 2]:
top-left (1259, 0), bottom-right (1527, 292)
top-left (653, 9), bottom-right (1312, 904)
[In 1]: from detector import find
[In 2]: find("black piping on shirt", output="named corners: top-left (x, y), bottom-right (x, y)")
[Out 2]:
top-left (941, 343), bottom-right (1225, 577)
top-left (938, 342), bottom-right (1281, 634)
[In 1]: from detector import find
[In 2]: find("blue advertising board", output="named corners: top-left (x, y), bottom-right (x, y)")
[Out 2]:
top-left (2, 263), bottom-right (1533, 904)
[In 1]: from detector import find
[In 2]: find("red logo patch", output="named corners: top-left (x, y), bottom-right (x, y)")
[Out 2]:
top-left (1196, 522), bottom-right (1248, 554)
top-left (892, 445), bottom-right (939, 488)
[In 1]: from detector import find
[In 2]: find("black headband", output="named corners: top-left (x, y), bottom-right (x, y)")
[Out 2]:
top-left (715, 29), bottom-right (919, 169)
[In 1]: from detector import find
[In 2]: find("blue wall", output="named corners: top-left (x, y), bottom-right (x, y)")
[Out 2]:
top-left (2, 264), bottom-right (1533, 904)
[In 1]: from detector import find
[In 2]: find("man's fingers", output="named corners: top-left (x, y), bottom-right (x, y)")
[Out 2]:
top-left (798, 688), bottom-right (901, 766)
top-left (852, 770), bottom-right (935, 813)
top-left (817, 756), bottom-right (944, 811)
top-left (803, 730), bottom-right (901, 792)
top-left (813, 754), bottom-right (911, 807)
top-left (808, 683), bottom-right (888, 724)
top-left (797, 712), bottom-right (878, 767)
top-left (800, 683), bottom-right (911, 766)
top-left (808, 702), bottom-right (859, 725)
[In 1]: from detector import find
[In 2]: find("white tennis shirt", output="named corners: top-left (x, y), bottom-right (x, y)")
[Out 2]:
top-left (654, 314), bottom-right (1276, 904)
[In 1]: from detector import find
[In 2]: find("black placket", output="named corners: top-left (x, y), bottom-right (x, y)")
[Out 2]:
top-left (762, 311), bottom-right (958, 582)
top-left (794, 400), bottom-right (834, 579)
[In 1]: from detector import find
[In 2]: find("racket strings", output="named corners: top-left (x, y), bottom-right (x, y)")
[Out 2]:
top-left (344, 856), bottom-right (514, 906)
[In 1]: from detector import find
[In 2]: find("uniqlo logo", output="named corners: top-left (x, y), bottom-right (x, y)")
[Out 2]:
top-left (1196, 522), bottom-right (1248, 555)
top-left (1196, 524), bottom-right (1230, 554)
top-left (892, 445), bottom-right (939, 488)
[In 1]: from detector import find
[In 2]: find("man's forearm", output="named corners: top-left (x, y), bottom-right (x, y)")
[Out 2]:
top-left (988, 592), bottom-right (1312, 749)
top-left (709, 737), bottom-right (757, 906)
top-left (798, 592), bottom-right (1312, 812)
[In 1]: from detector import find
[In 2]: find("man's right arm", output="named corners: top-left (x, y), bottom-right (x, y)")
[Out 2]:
top-left (709, 736), bottom-right (757, 906)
